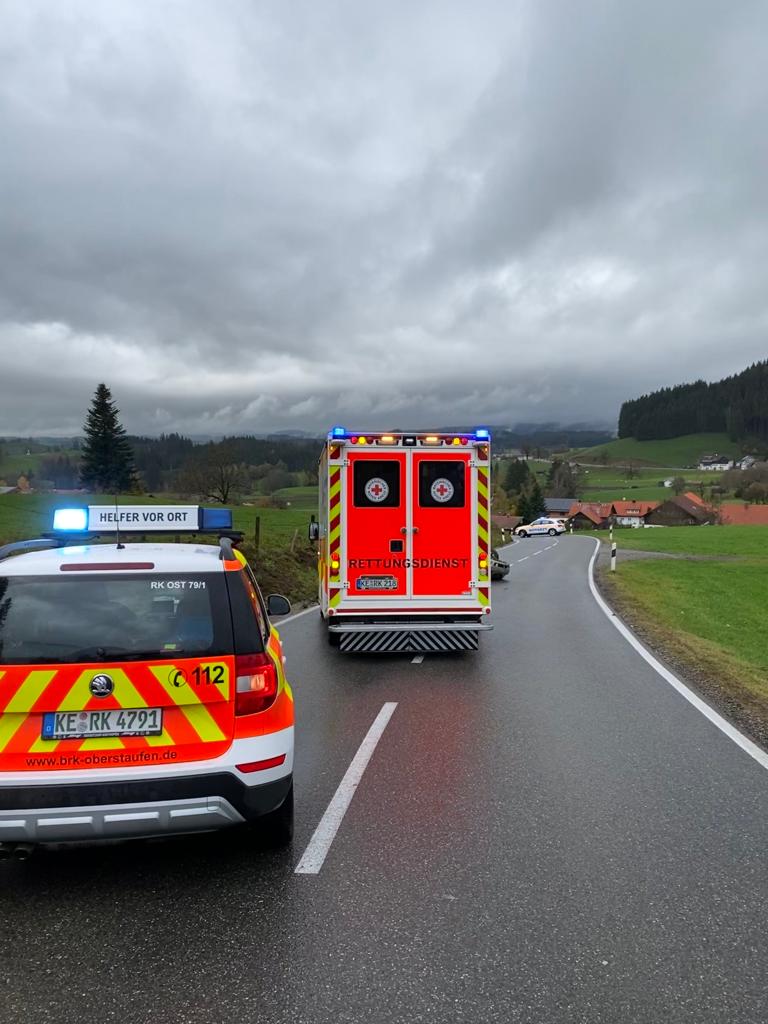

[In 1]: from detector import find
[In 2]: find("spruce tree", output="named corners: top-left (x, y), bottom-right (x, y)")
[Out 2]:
top-left (530, 477), bottom-right (547, 518)
top-left (503, 459), bottom-right (531, 495)
top-left (79, 384), bottom-right (137, 493)
top-left (520, 477), bottom-right (547, 521)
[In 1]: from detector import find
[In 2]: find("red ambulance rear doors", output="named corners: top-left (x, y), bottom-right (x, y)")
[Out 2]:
top-left (411, 451), bottom-right (474, 598)
top-left (345, 451), bottom-right (408, 598)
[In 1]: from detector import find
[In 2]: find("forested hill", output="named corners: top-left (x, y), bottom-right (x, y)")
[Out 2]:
top-left (618, 360), bottom-right (768, 442)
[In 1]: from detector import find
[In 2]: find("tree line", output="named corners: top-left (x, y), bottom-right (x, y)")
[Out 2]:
top-left (618, 360), bottom-right (768, 444)
top-left (18, 384), bottom-right (321, 499)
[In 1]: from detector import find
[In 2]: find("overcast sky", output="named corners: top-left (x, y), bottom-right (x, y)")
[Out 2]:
top-left (1, 0), bottom-right (767, 437)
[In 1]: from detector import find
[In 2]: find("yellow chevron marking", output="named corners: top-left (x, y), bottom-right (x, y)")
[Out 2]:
top-left (149, 663), bottom-right (229, 743)
top-left (145, 727), bottom-right (175, 748)
top-left (180, 703), bottom-right (225, 743)
top-left (0, 713), bottom-right (26, 753)
top-left (4, 670), bottom-right (57, 714)
top-left (329, 589), bottom-right (343, 607)
top-left (80, 737), bottom-right (125, 750)
top-left (0, 671), bottom-right (58, 753)
top-left (478, 589), bottom-right (490, 606)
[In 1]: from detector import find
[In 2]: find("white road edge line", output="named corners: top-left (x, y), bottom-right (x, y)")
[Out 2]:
top-left (295, 702), bottom-right (399, 874)
top-left (411, 655), bottom-right (424, 664)
top-left (586, 538), bottom-right (768, 773)
top-left (278, 605), bottom-right (317, 626)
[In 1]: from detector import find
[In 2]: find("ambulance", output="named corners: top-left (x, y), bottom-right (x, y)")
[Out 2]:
top-left (0, 505), bottom-right (294, 853)
top-left (311, 428), bottom-right (494, 653)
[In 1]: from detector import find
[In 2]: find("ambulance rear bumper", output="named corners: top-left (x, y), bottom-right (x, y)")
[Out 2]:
top-left (329, 620), bottom-right (492, 654)
top-left (0, 772), bottom-right (292, 843)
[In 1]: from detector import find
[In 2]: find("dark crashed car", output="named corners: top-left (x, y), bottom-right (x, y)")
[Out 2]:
top-left (490, 549), bottom-right (510, 580)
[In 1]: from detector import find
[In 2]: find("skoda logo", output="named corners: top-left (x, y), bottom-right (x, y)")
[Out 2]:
top-left (90, 673), bottom-right (114, 698)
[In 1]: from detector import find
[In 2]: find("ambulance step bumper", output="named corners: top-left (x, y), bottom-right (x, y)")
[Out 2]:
top-left (332, 622), bottom-right (492, 654)
top-left (0, 797), bottom-right (246, 843)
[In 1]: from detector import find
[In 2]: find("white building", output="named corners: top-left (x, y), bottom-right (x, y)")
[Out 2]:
top-left (698, 455), bottom-right (734, 471)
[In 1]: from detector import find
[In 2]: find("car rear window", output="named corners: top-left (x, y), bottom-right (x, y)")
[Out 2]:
top-left (0, 573), bottom-right (233, 665)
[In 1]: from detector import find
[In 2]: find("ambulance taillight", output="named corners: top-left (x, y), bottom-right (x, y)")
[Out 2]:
top-left (235, 653), bottom-right (278, 715)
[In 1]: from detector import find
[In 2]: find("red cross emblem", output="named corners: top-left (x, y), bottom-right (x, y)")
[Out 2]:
top-left (365, 477), bottom-right (389, 502)
top-left (430, 477), bottom-right (454, 503)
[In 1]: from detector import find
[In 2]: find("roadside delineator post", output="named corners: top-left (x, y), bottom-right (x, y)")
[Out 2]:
top-left (611, 540), bottom-right (617, 572)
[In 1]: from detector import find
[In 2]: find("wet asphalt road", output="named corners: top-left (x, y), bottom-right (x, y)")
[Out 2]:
top-left (1, 536), bottom-right (767, 1023)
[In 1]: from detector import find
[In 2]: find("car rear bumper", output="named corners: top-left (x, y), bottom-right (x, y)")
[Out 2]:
top-left (0, 771), bottom-right (293, 843)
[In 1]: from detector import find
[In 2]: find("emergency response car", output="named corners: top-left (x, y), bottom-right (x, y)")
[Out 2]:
top-left (0, 505), bottom-right (294, 853)
top-left (515, 517), bottom-right (566, 538)
top-left (310, 428), bottom-right (494, 653)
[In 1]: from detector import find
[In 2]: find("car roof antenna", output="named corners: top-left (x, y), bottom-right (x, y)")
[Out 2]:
top-left (114, 494), bottom-right (124, 550)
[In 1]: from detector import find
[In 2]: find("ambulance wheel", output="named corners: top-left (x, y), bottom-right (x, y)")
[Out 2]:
top-left (259, 783), bottom-right (294, 848)
top-left (517, 530), bottom-right (528, 538)
top-left (548, 528), bottom-right (557, 536)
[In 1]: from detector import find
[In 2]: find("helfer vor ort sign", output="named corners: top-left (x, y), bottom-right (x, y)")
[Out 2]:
top-left (87, 505), bottom-right (199, 532)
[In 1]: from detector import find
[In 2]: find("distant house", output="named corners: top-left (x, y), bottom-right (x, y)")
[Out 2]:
top-left (0, 486), bottom-right (18, 496)
top-left (737, 455), bottom-right (757, 471)
top-left (719, 504), bottom-right (768, 526)
top-left (565, 501), bottom-right (613, 529)
top-left (491, 514), bottom-right (523, 537)
top-left (663, 478), bottom-right (674, 488)
top-left (698, 454), bottom-right (734, 471)
top-left (569, 507), bottom-right (608, 530)
top-left (610, 501), bottom-right (660, 528)
top-left (644, 493), bottom-right (714, 526)
top-left (544, 498), bottom-right (576, 518)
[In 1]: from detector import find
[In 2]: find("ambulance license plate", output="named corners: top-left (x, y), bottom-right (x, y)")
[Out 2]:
top-left (41, 708), bottom-right (164, 740)
top-left (356, 575), bottom-right (398, 591)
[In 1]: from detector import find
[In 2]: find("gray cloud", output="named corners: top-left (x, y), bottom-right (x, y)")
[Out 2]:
top-left (1, 0), bottom-right (767, 436)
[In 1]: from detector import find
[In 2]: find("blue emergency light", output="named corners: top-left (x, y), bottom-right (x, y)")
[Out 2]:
top-left (199, 507), bottom-right (233, 530)
top-left (52, 508), bottom-right (88, 532)
top-left (475, 428), bottom-right (491, 439)
top-left (331, 425), bottom-right (347, 437)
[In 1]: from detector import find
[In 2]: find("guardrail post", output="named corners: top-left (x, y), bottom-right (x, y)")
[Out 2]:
top-left (611, 540), bottom-right (617, 572)
top-left (254, 515), bottom-right (261, 553)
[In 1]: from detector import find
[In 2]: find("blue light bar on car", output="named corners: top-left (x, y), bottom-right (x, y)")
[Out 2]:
top-left (331, 425), bottom-right (347, 437)
top-left (52, 508), bottom-right (88, 532)
top-left (475, 428), bottom-right (491, 439)
top-left (200, 507), bottom-right (233, 530)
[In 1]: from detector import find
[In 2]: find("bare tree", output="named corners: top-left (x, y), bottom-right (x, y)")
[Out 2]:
top-left (179, 446), bottom-right (247, 504)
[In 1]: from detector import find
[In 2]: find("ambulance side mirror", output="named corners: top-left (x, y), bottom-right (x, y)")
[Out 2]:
top-left (308, 516), bottom-right (320, 542)
top-left (267, 594), bottom-right (291, 617)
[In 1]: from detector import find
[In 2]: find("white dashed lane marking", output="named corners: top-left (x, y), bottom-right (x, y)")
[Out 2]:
top-left (296, 702), bottom-right (399, 875)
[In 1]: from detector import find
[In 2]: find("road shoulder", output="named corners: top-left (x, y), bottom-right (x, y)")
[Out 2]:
top-left (594, 558), bottom-right (768, 753)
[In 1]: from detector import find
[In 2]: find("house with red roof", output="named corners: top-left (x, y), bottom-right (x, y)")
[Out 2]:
top-left (719, 504), bottom-right (768, 526)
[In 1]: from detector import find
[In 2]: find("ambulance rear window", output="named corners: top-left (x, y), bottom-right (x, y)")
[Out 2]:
top-left (353, 460), bottom-right (401, 508)
top-left (418, 460), bottom-right (466, 507)
top-left (0, 574), bottom-right (233, 665)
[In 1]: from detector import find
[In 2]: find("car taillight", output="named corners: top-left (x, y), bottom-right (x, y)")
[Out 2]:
top-left (235, 653), bottom-right (278, 715)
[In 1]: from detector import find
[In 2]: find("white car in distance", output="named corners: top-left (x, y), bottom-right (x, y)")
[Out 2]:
top-left (515, 517), bottom-right (566, 538)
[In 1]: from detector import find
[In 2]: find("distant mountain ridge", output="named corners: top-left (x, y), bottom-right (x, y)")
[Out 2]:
top-left (618, 360), bottom-right (768, 444)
